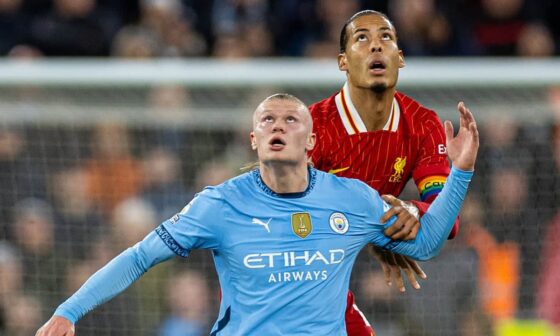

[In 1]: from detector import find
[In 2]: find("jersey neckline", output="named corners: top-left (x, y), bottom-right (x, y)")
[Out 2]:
top-left (252, 167), bottom-right (317, 198)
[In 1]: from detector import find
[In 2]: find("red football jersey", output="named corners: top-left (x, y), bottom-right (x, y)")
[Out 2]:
top-left (309, 84), bottom-right (450, 206)
top-left (310, 84), bottom-right (456, 336)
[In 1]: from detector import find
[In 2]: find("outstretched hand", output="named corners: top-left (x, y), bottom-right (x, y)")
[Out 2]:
top-left (369, 245), bottom-right (427, 292)
top-left (445, 102), bottom-right (479, 171)
top-left (36, 316), bottom-right (75, 336)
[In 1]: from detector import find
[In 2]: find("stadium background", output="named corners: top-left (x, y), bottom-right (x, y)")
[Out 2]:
top-left (1, 0), bottom-right (560, 335)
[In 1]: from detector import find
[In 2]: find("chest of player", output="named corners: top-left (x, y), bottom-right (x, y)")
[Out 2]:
top-left (217, 204), bottom-right (366, 279)
top-left (322, 132), bottom-right (420, 193)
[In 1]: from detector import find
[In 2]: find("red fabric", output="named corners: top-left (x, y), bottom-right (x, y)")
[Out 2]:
top-left (309, 91), bottom-right (450, 198)
top-left (345, 291), bottom-right (375, 336)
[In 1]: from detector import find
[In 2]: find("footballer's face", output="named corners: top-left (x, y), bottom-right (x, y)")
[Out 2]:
top-left (250, 99), bottom-right (315, 166)
top-left (338, 14), bottom-right (405, 93)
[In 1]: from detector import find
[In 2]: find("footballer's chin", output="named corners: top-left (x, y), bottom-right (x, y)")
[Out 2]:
top-left (370, 82), bottom-right (388, 93)
top-left (261, 157), bottom-right (299, 167)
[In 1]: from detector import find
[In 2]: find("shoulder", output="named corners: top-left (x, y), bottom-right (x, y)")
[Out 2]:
top-left (315, 169), bottom-right (379, 198)
top-left (396, 91), bottom-right (444, 132)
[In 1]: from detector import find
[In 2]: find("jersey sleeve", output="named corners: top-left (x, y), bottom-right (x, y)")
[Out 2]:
top-left (156, 187), bottom-right (224, 257)
top-left (373, 167), bottom-right (473, 260)
top-left (411, 115), bottom-right (460, 238)
top-left (54, 231), bottom-right (175, 324)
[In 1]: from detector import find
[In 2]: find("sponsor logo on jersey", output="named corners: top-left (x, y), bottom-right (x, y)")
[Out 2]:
top-left (243, 249), bottom-right (345, 268)
top-left (292, 212), bottom-right (312, 238)
top-left (329, 212), bottom-right (349, 234)
top-left (389, 156), bottom-right (406, 182)
top-left (252, 218), bottom-right (272, 233)
top-left (328, 166), bottom-right (350, 175)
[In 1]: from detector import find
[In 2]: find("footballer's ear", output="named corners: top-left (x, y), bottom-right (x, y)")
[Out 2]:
top-left (399, 50), bottom-right (405, 68)
top-left (306, 133), bottom-right (316, 151)
top-left (338, 53), bottom-right (348, 71)
top-left (250, 132), bottom-right (257, 150)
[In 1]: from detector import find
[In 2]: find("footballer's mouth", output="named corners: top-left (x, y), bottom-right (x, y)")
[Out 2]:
top-left (269, 137), bottom-right (286, 150)
top-left (368, 60), bottom-right (386, 74)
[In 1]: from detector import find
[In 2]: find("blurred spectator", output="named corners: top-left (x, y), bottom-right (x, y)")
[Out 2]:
top-left (212, 32), bottom-right (251, 59)
top-left (211, 0), bottom-right (267, 35)
top-left (141, 147), bottom-right (193, 222)
top-left (0, 129), bottom-right (47, 239)
top-left (193, 159), bottom-right (237, 191)
top-left (140, 0), bottom-right (206, 57)
top-left (7, 43), bottom-right (43, 58)
top-left (0, 0), bottom-right (27, 55)
top-left (304, 0), bottom-right (359, 58)
top-left (0, 241), bottom-right (23, 333)
top-left (268, 0), bottom-right (315, 56)
top-left (83, 122), bottom-right (143, 216)
top-left (110, 197), bottom-right (156, 250)
top-left (49, 166), bottom-right (103, 260)
top-left (27, 0), bottom-right (119, 56)
top-left (158, 270), bottom-right (211, 336)
top-left (3, 294), bottom-right (42, 336)
top-left (537, 212), bottom-right (560, 328)
top-left (111, 25), bottom-right (161, 58)
top-left (11, 198), bottom-right (65, 309)
top-left (469, 0), bottom-right (534, 56)
top-left (536, 117), bottom-right (560, 327)
top-left (388, 0), bottom-right (463, 56)
top-left (462, 193), bottom-right (520, 322)
top-left (516, 23), bottom-right (555, 57)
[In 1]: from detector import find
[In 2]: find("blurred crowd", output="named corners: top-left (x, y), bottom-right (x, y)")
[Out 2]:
top-left (0, 0), bottom-right (559, 59)
top-left (0, 87), bottom-right (558, 335)
top-left (1, 0), bottom-right (560, 336)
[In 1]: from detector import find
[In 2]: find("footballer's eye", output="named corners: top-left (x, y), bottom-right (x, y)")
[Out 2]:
top-left (381, 33), bottom-right (393, 41)
top-left (263, 115), bottom-right (274, 123)
top-left (286, 116), bottom-right (297, 123)
top-left (357, 34), bottom-right (368, 42)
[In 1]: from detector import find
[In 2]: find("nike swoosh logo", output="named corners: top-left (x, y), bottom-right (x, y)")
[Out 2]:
top-left (328, 167), bottom-right (350, 174)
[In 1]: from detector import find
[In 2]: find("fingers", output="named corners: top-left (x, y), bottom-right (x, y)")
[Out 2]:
top-left (404, 221), bottom-right (420, 240)
top-left (386, 216), bottom-right (418, 240)
top-left (444, 120), bottom-right (454, 143)
top-left (381, 196), bottom-right (420, 240)
top-left (381, 194), bottom-right (399, 206)
top-left (387, 252), bottom-right (406, 292)
top-left (407, 259), bottom-right (428, 279)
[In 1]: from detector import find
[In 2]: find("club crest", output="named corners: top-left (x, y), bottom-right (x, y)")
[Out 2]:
top-left (329, 212), bottom-right (349, 234)
top-left (292, 212), bottom-right (312, 238)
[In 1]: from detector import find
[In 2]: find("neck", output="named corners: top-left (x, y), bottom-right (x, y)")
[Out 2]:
top-left (259, 161), bottom-right (309, 194)
top-left (347, 84), bottom-right (395, 131)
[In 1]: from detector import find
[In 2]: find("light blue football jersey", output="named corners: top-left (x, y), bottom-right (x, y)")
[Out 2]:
top-left (157, 167), bottom-right (470, 335)
top-left (54, 166), bottom-right (470, 335)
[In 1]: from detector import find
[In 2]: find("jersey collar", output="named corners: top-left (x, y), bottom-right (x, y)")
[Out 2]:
top-left (334, 82), bottom-right (400, 135)
top-left (252, 167), bottom-right (317, 198)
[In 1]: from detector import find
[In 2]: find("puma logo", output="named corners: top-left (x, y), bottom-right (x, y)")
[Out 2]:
top-left (252, 218), bottom-right (272, 233)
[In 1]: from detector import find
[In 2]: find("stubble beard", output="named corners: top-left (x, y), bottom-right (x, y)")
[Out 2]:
top-left (370, 82), bottom-right (388, 94)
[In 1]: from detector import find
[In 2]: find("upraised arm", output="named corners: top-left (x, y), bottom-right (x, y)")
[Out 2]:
top-left (381, 102), bottom-right (479, 260)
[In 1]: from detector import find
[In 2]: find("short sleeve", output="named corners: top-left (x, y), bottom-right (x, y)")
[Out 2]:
top-left (156, 187), bottom-right (223, 257)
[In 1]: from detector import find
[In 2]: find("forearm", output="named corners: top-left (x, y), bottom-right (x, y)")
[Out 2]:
top-left (409, 200), bottom-right (460, 239)
top-left (54, 231), bottom-right (175, 323)
top-left (386, 167), bottom-right (472, 260)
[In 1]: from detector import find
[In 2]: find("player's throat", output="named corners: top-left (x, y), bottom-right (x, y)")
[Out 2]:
top-left (345, 82), bottom-right (396, 132)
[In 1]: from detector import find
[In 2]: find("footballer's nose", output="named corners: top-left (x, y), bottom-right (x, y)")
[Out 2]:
top-left (272, 124), bottom-right (285, 133)
top-left (370, 40), bottom-right (382, 53)
top-left (272, 120), bottom-right (286, 133)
